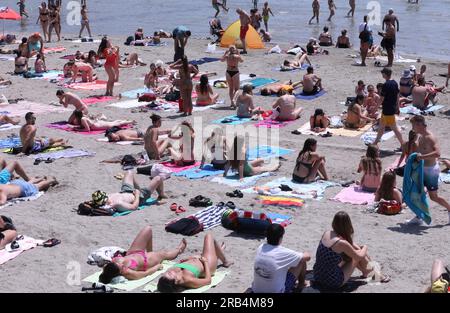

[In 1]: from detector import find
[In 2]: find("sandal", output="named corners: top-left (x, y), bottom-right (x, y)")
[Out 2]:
top-left (176, 206), bottom-right (186, 214)
top-left (34, 158), bottom-right (43, 165)
top-left (43, 238), bottom-right (61, 248)
top-left (226, 190), bottom-right (243, 198)
top-left (226, 201), bottom-right (236, 210)
top-left (45, 158), bottom-right (55, 163)
top-left (170, 203), bottom-right (178, 211)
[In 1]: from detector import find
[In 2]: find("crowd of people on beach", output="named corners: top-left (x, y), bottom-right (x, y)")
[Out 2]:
top-left (1, 0), bottom-right (450, 294)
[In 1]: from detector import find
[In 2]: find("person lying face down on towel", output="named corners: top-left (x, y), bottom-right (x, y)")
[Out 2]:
top-left (85, 171), bottom-right (166, 214)
top-left (260, 80), bottom-right (303, 97)
top-left (0, 215), bottom-right (17, 250)
top-left (20, 112), bottom-right (68, 155)
top-left (99, 226), bottom-right (187, 284)
top-left (0, 176), bottom-right (58, 206)
top-left (157, 232), bottom-right (233, 292)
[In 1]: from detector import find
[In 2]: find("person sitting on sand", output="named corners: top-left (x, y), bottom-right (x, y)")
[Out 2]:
top-left (399, 69), bottom-right (414, 97)
top-left (357, 144), bottom-right (382, 193)
top-left (292, 138), bottom-right (328, 183)
top-left (306, 38), bottom-right (328, 55)
top-left (223, 136), bottom-right (280, 181)
top-left (234, 84), bottom-right (260, 119)
top-left (14, 50), bottom-right (28, 75)
top-left (302, 66), bottom-right (323, 96)
top-left (195, 74), bottom-right (219, 106)
top-left (0, 158), bottom-right (32, 184)
top-left (17, 37), bottom-right (28, 58)
top-left (154, 60), bottom-right (168, 76)
top-left (154, 30), bottom-right (172, 38)
top-left (363, 85), bottom-right (381, 119)
top-left (319, 27), bottom-right (333, 47)
top-left (0, 215), bottom-right (17, 250)
top-left (106, 128), bottom-right (145, 143)
top-left (144, 114), bottom-right (172, 160)
top-left (425, 259), bottom-right (450, 293)
top-left (271, 88), bottom-right (303, 121)
top-left (20, 112), bottom-right (68, 155)
top-left (259, 29), bottom-right (271, 42)
top-left (71, 110), bottom-right (133, 133)
top-left (336, 30), bottom-right (351, 48)
top-left (0, 176), bottom-right (58, 205)
top-left (310, 109), bottom-right (330, 133)
top-left (167, 121), bottom-right (195, 166)
top-left (0, 115), bottom-right (19, 125)
top-left (410, 77), bottom-right (445, 110)
top-left (56, 90), bottom-right (88, 125)
top-left (280, 52), bottom-right (311, 71)
top-left (34, 54), bottom-right (46, 73)
top-left (313, 211), bottom-right (390, 290)
top-left (374, 171), bottom-right (403, 205)
top-left (394, 130), bottom-right (418, 177)
top-left (344, 95), bottom-right (374, 129)
top-left (355, 80), bottom-right (367, 97)
top-left (98, 226), bottom-right (186, 284)
top-left (260, 80), bottom-right (303, 96)
top-left (252, 223), bottom-right (311, 293)
top-left (199, 129), bottom-right (228, 170)
top-left (157, 232), bottom-right (233, 292)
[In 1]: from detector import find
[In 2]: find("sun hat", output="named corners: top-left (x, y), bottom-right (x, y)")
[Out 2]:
top-left (402, 69), bottom-right (412, 78)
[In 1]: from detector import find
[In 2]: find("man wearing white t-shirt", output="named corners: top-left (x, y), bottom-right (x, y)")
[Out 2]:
top-left (252, 224), bottom-right (311, 293)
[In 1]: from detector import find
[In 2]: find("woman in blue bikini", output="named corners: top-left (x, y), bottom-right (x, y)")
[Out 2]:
top-left (157, 233), bottom-right (233, 292)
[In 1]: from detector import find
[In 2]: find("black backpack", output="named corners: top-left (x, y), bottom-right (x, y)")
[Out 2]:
top-left (165, 216), bottom-right (203, 236)
top-left (77, 202), bottom-right (114, 216)
top-left (164, 90), bottom-right (180, 102)
top-left (359, 24), bottom-right (371, 42)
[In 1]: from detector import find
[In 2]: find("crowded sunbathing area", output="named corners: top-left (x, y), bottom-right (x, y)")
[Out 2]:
top-left (1, 0), bottom-right (450, 295)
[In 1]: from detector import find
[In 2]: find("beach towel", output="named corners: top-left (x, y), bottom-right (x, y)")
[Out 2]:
top-left (260, 195), bottom-right (305, 208)
top-left (0, 137), bottom-right (21, 149)
top-left (242, 177), bottom-right (339, 200)
top-left (173, 164), bottom-right (224, 179)
top-left (246, 146), bottom-right (293, 160)
top-left (107, 99), bottom-right (144, 109)
top-left (189, 57), bottom-right (220, 66)
top-left (113, 198), bottom-right (158, 217)
top-left (212, 115), bottom-right (252, 125)
top-left (143, 270), bottom-right (229, 293)
top-left (403, 153), bottom-right (431, 224)
top-left (439, 171), bottom-right (450, 184)
top-left (43, 47), bottom-right (66, 54)
top-left (294, 122), bottom-right (329, 136)
top-left (0, 236), bottom-right (44, 265)
top-left (375, 55), bottom-right (417, 63)
top-left (160, 161), bottom-right (200, 173)
top-left (70, 39), bottom-right (101, 43)
top-left (0, 124), bottom-right (21, 132)
top-left (31, 148), bottom-right (95, 160)
top-left (210, 172), bottom-right (273, 188)
top-left (0, 192), bottom-right (44, 210)
top-left (212, 74), bottom-right (252, 86)
top-left (360, 131), bottom-right (395, 145)
top-left (273, 64), bottom-right (310, 72)
top-left (254, 119), bottom-right (296, 128)
top-left (45, 121), bottom-right (105, 135)
top-left (96, 137), bottom-right (136, 145)
top-left (66, 80), bottom-right (121, 91)
top-left (193, 204), bottom-right (228, 230)
top-left (331, 185), bottom-right (376, 205)
top-left (266, 212), bottom-right (293, 225)
top-left (0, 54), bottom-right (16, 61)
top-left (145, 42), bottom-right (167, 47)
top-left (241, 78), bottom-right (278, 89)
top-left (399, 104), bottom-right (445, 115)
top-left (83, 260), bottom-right (175, 291)
top-left (295, 90), bottom-right (327, 100)
top-left (329, 124), bottom-right (372, 137)
top-left (28, 70), bottom-right (63, 80)
top-left (0, 101), bottom-right (69, 117)
top-left (121, 88), bottom-right (153, 99)
top-left (83, 96), bottom-right (115, 105)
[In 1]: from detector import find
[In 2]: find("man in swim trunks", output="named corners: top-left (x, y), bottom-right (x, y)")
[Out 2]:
top-left (106, 128), bottom-right (145, 143)
top-left (236, 8), bottom-right (251, 54)
top-left (0, 158), bottom-right (31, 184)
top-left (0, 176), bottom-right (58, 205)
top-left (56, 90), bottom-right (88, 124)
top-left (20, 112), bottom-right (68, 155)
top-left (379, 20), bottom-right (396, 67)
top-left (302, 66), bottom-right (323, 95)
top-left (382, 9), bottom-right (399, 32)
top-left (409, 115), bottom-right (450, 225)
top-left (91, 171), bottom-right (166, 212)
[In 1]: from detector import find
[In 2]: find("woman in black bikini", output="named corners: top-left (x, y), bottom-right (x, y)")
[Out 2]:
top-left (170, 56), bottom-right (198, 116)
top-left (37, 2), bottom-right (50, 42)
top-left (221, 45), bottom-right (243, 109)
top-left (310, 109), bottom-right (330, 132)
top-left (292, 138), bottom-right (328, 183)
top-left (48, 5), bottom-right (61, 42)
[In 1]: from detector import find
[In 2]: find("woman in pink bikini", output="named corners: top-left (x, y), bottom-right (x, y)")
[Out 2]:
top-left (99, 226), bottom-right (187, 284)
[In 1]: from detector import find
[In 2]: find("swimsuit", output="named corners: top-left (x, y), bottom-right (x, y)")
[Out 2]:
top-left (104, 49), bottom-right (117, 67)
top-left (173, 262), bottom-right (201, 278)
top-left (293, 156), bottom-right (313, 183)
top-left (0, 169), bottom-right (12, 184)
top-left (302, 85), bottom-right (319, 96)
top-left (112, 250), bottom-right (148, 271)
top-left (32, 138), bottom-right (50, 153)
top-left (423, 163), bottom-right (440, 191)
top-left (10, 179), bottom-right (39, 198)
top-left (240, 25), bottom-right (249, 39)
top-left (226, 70), bottom-right (239, 78)
top-left (29, 41), bottom-right (42, 53)
top-left (120, 183), bottom-right (152, 206)
top-left (313, 239), bottom-right (345, 289)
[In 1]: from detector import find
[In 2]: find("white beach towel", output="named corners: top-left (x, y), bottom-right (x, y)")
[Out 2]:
top-left (0, 192), bottom-right (44, 210)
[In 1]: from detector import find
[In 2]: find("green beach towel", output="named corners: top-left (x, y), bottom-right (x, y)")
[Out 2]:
top-left (113, 198), bottom-right (158, 217)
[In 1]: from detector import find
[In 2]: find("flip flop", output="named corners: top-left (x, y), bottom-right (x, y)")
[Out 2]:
top-left (291, 130), bottom-right (302, 135)
top-left (170, 203), bottom-right (178, 211)
top-left (34, 158), bottom-right (43, 165)
top-left (176, 206), bottom-right (186, 214)
top-left (45, 158), bottom-right (55, 163)
top-left (43, 238), bottom-right (61, 248)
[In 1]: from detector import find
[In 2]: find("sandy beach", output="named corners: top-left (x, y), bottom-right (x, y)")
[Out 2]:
top-left (0, 33), bottom-right (449, 293)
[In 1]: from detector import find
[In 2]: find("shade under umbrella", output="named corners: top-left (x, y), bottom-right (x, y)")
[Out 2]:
top-left (0, 7), bottom-right (22, 36)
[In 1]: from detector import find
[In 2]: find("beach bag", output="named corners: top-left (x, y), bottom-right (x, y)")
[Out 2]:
top-left (165, 90), bottom-right (180, 101)
top-left (138, 93), bottom-right (156, 102)
top-left (165, 216), bottom-right (203, 236)
top-left (377, 200), bottom-right (402, 215)
top-left (77, 202), bottom-right (114, 216)
top-left (221, 209), bottom-right (272, 236)
top-left (359, 24), bottom-right (371, 42)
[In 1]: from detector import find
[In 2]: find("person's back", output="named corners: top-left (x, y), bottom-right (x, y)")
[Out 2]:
top-left (411, 84), bottom-right (428, 109)
top-left (15, 56), bottom-right (28, 74)
top-left (277, 95), bottom-right (296, 120)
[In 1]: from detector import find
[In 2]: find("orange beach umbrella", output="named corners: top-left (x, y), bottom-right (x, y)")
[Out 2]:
top-left (0, 7), bottom-right (22, 36)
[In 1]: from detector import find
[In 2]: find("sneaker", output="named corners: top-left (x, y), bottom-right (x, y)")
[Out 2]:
top-left (406, 216), bottom-right (423, 225)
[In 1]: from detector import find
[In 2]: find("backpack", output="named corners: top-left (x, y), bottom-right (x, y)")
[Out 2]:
top-left (138, 93), bottom-right (156, 102)
top-left (165, 216), bottom-right (203, 236)
top-left (124, 36), bottom-right (134, 46)
top-left (77, 202), bottom-right (114, 216)
top-left (377, 200), bottom-right (402, 215)
top-left (359, 23), bottom-right (371, 42)
top-left (164, 90), bottom-right (180, 102)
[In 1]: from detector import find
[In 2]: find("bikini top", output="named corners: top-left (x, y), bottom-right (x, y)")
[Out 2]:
top-left (112, 250), bottom-right (148, 271)
top-left (174, 262), bottom-right (201, 278)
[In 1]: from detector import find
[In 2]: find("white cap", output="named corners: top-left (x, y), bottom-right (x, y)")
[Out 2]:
top-left (410, 65), bottom-right (416, 71)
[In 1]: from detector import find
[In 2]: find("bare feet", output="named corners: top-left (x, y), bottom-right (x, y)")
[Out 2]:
top-left (220, 242), bottom-right (234, 267)
top-left (178, 238), bottom-right (187, 255)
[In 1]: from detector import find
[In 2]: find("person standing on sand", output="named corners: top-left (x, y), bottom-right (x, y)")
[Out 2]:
top-left (327, 0), bottom-right (336, 22)
top-left (379, 19), bottom-right (396, 67)
top-left (79, 4), bottom-right (92, 38)
top-left (407, 115), bottom-right (450, 226)
top-left (262, 2), bottom-right (274, 32)
top-left (358, 15), bottom-right (372, 66)
top-left (48, 4), bottom-right (61, 42)
top-left (346, 0), bottom-right (355, 17)
top-left (37, 2), bottom-right (50, 42)
top-left (252, 0), bottom-right (258, 10)
top-left (382, 9), bottom-right (400, 32)
top-left (308, 0), bottom-right (320, 25)
top-left (172, 26), bottom-right (191, 62)
top-left (236, 8), bottom-right (251, 54)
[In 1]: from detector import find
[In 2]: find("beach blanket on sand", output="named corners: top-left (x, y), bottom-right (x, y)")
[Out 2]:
top-left (212, 115), bottom-right (252, 125)
top-left (28, 70), bottom-right (63, 80)
top-left (295, 90), bottom-right (327, 100)
top-left (0, 137), bottom-right (21, 149)
top-left (329, 124), bottom-right (372, 137)
top-left (121, 88), bottom-right (153, 99)
top-left (211, 172), bottom-right (273, 188)
top-left (107, 99), bottom-right (144, 109)
top-left (174, 164), bottom-right (224, 179)
top-left (96, 137), bottom-right (136, 145)
top-left (0, 101), bottom-right (69, 117)
top-left (161, 161), bottom-right (200, 173)
top-left (83, 96), bottom-right (115, 105)
top-left (189, 57), bottom-right (220, 66)
top-left (247, 146), bottom-right (293, 160)
top-left (260, 195), bottom-right (305, 208)
top-left (31, 148), bottom-right (95, 160)
top-left (273, 64), bottom-right (310, 72)
top-left (0, 192), bottom-right (44, 210)
top-left (294, 122), bottom-right (329, 136)
top-left (241, 78), bottom-right (278, 89)
top-left (143, 270), bottom-right (230, 293)
top-left (331, 185), bottom-right (375, 205)
top-left (403, 153), bottom-right (431, 224)
top-left (194, 204), bottom-right (228, 230)
top-left (65, 80), bottom-right (121, 91)
top-left (360, 131), bottom-right (395, 145)
top-left (0, 124), bottom-right (21, 132)
top-left (83, 260), bottom-right (174, 291)
top-left (254, 119), bottom-right (296, 128)
top-left (399, 104), bottom-right (445, 115)
top-left (0, 236), bottom-right (44, 265)
top-left (242, 177), bottom-right (339, 200)
top-left (113, 198), bottom-right (158, 217)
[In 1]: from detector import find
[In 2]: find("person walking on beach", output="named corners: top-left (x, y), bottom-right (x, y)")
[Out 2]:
top-left (408, 115), bottom-right (450, 225)
top-left (382, 9), bottom-right (400, 32)
top-left (37, 2), bottom-right (50, 42)
top-left (373, 68), bottom-right (403, 147)
top-left (346, 0), bottom-right (355, 17)
top-left (212, 0), bottom-right (228, 18)
top-left (327, 0), bottom-right (336, 22)
top-left (359, 15), bottom-right (372, 66)
top-left (17, 0), bottom-right (29, 18)
top-left (79, 4), bottom-right (92, 38)
top-left (308, 0), bottom-right (320, 25)
top-left (172, 26), bottom-right (191, 62)
top-left (262, 2), bottom-right (274, 32)
top-left (236, 8), bottom-right (251, 54)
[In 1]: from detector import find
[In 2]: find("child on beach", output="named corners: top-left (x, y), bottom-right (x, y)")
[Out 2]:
top-left (375, 171), bottom-right (403, 205)
top-left (34, 54), bottom-right (46, 73)
top-left (262, 2), bottom-right (274, 32)
top-left (364, 85), bottom-right (380, 119)
top-left (357, 144), bottom-right (382, 192)
top-left (355, 80), bottom-right (368, 97)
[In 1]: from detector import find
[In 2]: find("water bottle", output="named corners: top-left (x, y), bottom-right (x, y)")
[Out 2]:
top-left (142, 149), bottom-right (150, 163)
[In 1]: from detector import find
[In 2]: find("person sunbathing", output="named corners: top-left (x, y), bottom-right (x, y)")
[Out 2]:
top-left (293, 138), bottom-right (328, 183)
top-left (34, 54), bottom-right (47, 73)
top-left (306, 38), bottom-right (328, 55)
top-left (223, 136), bottom-right (280, 181)
top-left (411, 77), bottom-right (445, 110)
top-left (0, 115), bottom-right (19, 125)
top-left (374, 171), bottom-right (403, 205)
top-left (195, 74), bottom-right (219, 106)
top-left (260, 80), bottom-right (302, 96)
top-left (119, 53), bottom-right (146, 68)
top-left (271, 88), bottom-right (302, 121)
top-left (144, 63), bottom-right (158, 89)
top-left (310, 109), bottom-right (330, 132)
top-left (280, 52), bottom-right (311, 71)
top-left (20, 112), bottom-right (68, 155)
top-left (336, 30), bottom-right (351, 48)
top-left (0, 215), bottom-right (17, 250)
top-left (0, 176), bottom-right (58, 205)
top-left (106, 128), bottom-right (145, 143)
top-left (98, 226), bottom-right (187, 284)
top-left (144, 114), bottom-right (172, 160)
top-left (312, 211), bottom-right (390, 290)
top-left (0, 158), bottom-right (31, 184)
top-left (56, 90), bottom-right (88, 125)
top-left (167, 121), bottom-right (196, 166)
top-left (71, 110), bottom-right (133, 132)
top-left (234, 84), bottom-right (260, 118)
top-left (357, 144), bottom-right (382, 193)
top-left (14, 50), bottom-right (28, 75)
top-left (199, 129), bottom-right (228, 170)
top-left (344, 95), bottom-right (374, 129)
top-left (363, 85), bottom-right (380, 119)
top-left (318, 26), bottom-right (333, 46)
top-left (425, 259), bottom-right (450, 293)
top-left (302, 66), bottom-right (323, 95)
top-left (157, 233), bottom-right (233, 292)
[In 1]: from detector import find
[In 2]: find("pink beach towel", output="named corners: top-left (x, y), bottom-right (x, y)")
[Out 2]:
top-left (0, 101), bottom-right (69, 117)
top-left (66, 80), bottom-right (122, 91)
top-left (161, 161), bottom-right (201, 173)
top-left (46, 121), bottom-right (132, 135)
top-left (83, 96), bottom-right (116, 105)
top-left (0, 236), bottom-right (42, 265)
top-left (331, 185), bottom-right (375, 205)
top-left (254, 119), bottom-right (296, 128)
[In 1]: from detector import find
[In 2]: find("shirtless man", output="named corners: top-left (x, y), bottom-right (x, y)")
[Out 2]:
top-left (79, 4), bottom-right (92, 38)
top-left (379, 20), bottom-right (396, 67)
top-left (20, 112), bottom-right (67, 155)
top-left (346, 0), bottom-right (355, 17)
top-left (302, 66), bottom-right (323, 95)
top-left (56, 90), bottom-right (88, 124)
top-left (212, 0), bottom-right (228, 18)
top-left (308, 0), bottom-right (320, 24)
top-left (106, 128), bottom-right (145, 143)
top-left (0, 176), bottom-right (58, 205)
top-left (236, 8), bottom-right (251, 54)
top-left (382, 9), bottom-right (400, 32)
top-left (90, 171), bottom-right (165, 212)
top-left (0, 158), bottom-right (31, 184)
top-left (144, 114), bottom-right (172, 160)
top-left (272, 89), bottom-right (303, 121)
top-left (67, 60), bottom-right (95, 83)
top-left (411, 77), bottom-right (444, 110)
top-left (409, 115), bottom-right (450, 225)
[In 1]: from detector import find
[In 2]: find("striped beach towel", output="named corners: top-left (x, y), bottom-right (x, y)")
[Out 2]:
top-left (193, 205), bottom-right (227, 230)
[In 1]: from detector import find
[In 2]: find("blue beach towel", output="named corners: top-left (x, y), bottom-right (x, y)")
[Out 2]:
top-left (294, 90), bottom-right (327, 100)
top-left (211, 172), bottom-right (273, 188)
top-left (0, 137), bottom-right (21, 149)
top-left (266, 212), bottom-right (292, 224)
top-left (246, 146), bottom-right (293, 160)
top-left (30, 70), bottom-right (63, 80)
top-left (121, 88), bottom-right (153, 99)
top-left (174, 164), bottom-right (224, 179)
top-left (189, 57), bottom-right (220, 66)
top-left (402, 153), bottom-right (431, 224)
top-left (113, 198), bottom-right (158, 217)
top-left (212, 115), bottom-right (252, 125)
top-left (241, 78), bottom-right (278, 89)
